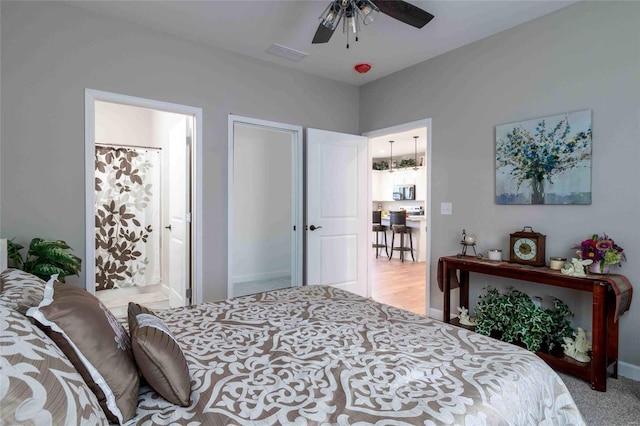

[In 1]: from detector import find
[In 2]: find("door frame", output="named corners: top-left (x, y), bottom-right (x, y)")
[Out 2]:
top-left (227, 114), bottom-right (303, 298)
top-left (363, 118), bottom-right (432, 315)
top-left (84, 89), bottom-right (204, 305)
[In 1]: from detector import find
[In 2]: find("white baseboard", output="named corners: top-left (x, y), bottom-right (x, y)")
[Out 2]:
top-left (428, 307), bottom-right (639, 382)
top-left (161, 283), bottom-right (170, 296)
top-left (234, 269), bottom-right (291, 284)
top-left (428, 307), bottom-right (454, 322)
top-left (619, 361), bottom-right (640, 381)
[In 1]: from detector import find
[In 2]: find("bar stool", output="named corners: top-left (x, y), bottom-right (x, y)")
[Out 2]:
top-left (388, 211), bottom-right (415, 262)
top-left (372, 211), bottom-right (388, 258)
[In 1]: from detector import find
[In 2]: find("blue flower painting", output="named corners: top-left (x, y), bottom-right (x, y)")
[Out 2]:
top-left (496, 110), bottom-right (592, 205)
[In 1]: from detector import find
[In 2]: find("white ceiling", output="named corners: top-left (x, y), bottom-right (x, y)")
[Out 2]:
top-left (370, 127), bottom-right (427, 158)
top-left (68, 0), bottom-right (578, 86)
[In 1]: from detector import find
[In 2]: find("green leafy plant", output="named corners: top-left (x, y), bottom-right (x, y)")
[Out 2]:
top-left (399, 158), bottom-right (417, 168)
top-left (474, 287), bottom-right (574, 353)
top-left (372, 160), bottom-right (389, 170)
top-left (6, 238), bottom-right (81, 282)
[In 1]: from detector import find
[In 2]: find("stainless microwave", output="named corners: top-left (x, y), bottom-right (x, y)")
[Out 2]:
top-left (393, 184), bottom-right (415, 200)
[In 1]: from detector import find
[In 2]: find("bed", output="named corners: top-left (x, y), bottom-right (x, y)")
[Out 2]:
top-left (1, 269), bottom-right (585, 425)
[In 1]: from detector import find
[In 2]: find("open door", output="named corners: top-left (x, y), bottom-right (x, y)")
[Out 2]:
top-left (306, 128), bottom-right (368, 297)
top-left (168, 118), bottom-right (192, 308)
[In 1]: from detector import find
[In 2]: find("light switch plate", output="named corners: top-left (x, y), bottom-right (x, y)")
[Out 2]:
top-left (441, 202), bottom-right (452, 215)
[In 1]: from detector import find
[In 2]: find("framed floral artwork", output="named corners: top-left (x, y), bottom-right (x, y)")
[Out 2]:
top-left (495, 109), bottom-right (592, 205)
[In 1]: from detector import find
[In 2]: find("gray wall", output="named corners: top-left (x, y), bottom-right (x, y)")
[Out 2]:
top-left (0, 1), bottom-right (359, 302)
top-left (360, 1), bottom-right (640, 368)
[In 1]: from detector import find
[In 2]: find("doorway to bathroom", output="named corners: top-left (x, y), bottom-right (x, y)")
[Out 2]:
top-left (85, 90), bottom-right (203, 320)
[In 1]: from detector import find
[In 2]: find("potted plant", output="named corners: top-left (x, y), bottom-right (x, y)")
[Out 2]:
top-left (474, 287), bottom-right (574, 353)
top-left (574, 233), bottom-right (625, 274)
top-left (6, 238), bottom-right (81, 282)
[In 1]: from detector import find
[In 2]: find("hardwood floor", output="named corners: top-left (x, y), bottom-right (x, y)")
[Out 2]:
top-left (96, 257), bottom-right (427, 321)
top-left (371, 254), bottom-right (427, 316)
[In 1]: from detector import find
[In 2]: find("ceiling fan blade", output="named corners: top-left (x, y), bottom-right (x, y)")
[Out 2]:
top-left (372, 0), bottom-right (434, 29)
top-left (312, 23), bottom-right (336, 44)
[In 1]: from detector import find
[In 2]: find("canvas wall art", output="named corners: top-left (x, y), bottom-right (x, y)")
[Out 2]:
top-left (495, 109), bottom-right (592, 205)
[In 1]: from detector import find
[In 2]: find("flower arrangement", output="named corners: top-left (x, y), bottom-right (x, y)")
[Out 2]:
top-left (574, 234), bottom-right (626, 270)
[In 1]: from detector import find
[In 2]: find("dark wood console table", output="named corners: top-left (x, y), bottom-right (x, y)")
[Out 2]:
top-left (439, 255), bottom-right (630, 392)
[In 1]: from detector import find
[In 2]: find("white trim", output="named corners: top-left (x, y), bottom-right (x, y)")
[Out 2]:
top-left (363, 118), bottom-right (432, 310)
top-left (233, 270), bottom-right (291, 284)
top-left (619, 361), bottom-right (640, 381)
top-left (227, 114), bottom-right (303, 299)
top-left (84, 89), bottom-right (203, 305)
top-left (428, 307), bottom-right (456, 322)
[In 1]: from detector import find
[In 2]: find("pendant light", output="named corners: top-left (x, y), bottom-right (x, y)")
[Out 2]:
top-left (413, 136), bottom-right (419, 171)
top-left (388, 140), bottom-right (394, 173)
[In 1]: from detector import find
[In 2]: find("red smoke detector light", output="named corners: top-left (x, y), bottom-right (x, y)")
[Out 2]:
top-left (354, 63), bottom-right (372, 74)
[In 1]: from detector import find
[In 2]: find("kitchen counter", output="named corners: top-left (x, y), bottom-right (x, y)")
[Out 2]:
top-left (381, 216), bottom-right (425, 227)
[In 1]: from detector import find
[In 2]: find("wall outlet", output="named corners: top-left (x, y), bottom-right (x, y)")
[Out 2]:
top-left (441, 202), bottom-right (452, 215)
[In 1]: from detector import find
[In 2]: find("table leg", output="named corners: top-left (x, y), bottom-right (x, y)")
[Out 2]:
top-left (591, 282), bottom-right (607, 391)
top-left (460, 271), bottom-right (469, 311)
top-left (443, 261), bottom-right (450, 323)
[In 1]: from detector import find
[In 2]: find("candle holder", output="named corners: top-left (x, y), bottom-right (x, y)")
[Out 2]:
top-left (457, 229), bottom-right (483, 258)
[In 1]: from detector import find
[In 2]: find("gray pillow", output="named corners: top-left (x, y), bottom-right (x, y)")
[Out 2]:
top-left (128, 302), bottom-right (191, 407)
top-left (27, 275), bottom-right (140, 424)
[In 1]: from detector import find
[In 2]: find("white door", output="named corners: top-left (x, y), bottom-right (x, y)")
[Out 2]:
top-left (306, 128), bottom-right (368, 297)
top-left (168, 118), bottom-right (191, 308)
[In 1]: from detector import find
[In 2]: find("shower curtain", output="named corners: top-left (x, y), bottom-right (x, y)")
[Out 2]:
top-left (95, 145), bottom-right (161, 290)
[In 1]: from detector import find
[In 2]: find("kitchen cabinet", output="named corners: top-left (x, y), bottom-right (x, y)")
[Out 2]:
top-left (372, 170), bottom-right (394, 201)
top-left (372, 167), bottom-right (426, 201)
top-left (415, 166), bottom-right (427, 201)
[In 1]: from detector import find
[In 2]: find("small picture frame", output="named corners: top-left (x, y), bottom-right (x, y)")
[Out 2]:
top-left (419, 156), bottom-right (425, 167)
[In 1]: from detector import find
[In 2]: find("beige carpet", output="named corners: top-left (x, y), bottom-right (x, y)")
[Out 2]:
top-left (559, 373), bottom-right (640, 425)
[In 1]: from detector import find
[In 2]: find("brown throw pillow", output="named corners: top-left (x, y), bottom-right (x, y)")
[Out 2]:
top-left (128, 302), bottom-right (191, 407)
top-left (27, 275), bottom-right (139, 424)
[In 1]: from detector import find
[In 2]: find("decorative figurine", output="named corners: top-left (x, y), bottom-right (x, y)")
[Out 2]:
top-left (457, 229), bottom-right (483, 258)
top-left (561, 258), bottom-right (593, 277)
top-left (457, 306), bottom-right (477, 326)
top-left (562, 327), bottom-right (591, 363)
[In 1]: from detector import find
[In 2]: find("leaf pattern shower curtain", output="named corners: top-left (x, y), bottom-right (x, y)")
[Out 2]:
top-left (95, 145), bottom-right (161, 290)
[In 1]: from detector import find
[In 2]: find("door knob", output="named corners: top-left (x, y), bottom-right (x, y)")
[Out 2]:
top-left (309, 225), bottom-right (323, 231)
top-left (165, 225), bottom-right (172, 231)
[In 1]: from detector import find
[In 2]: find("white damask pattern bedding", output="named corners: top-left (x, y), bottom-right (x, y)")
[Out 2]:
top-left (133, 285), bottom-right (585, 425)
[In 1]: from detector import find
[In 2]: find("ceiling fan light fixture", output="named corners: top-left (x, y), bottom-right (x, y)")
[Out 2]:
top-left (357, 0), bottom-right (379, 25)
top-left (319, 2), bottom-right (341, 30)
top-left (312, 0), bottom-right (433, 47)
top-left (345, 14), bottom-right (358, 35)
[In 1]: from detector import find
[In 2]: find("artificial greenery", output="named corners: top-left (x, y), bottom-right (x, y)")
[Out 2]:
top-left (6, 238), bottom-right (81, 282)
top-left (373, 158), bottom-right (419, 171)
top-left (474, 287), bottom-right (574, 353)
top-left (372, 160), bottom-right (389, 170)
top-left (399, 158), bottom-right (417, 168)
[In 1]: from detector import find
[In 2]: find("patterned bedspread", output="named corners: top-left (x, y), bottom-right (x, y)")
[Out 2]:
top-left (133, 285), bottom-right (585, 425)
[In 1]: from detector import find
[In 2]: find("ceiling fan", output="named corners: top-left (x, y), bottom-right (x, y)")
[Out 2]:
top-left (312, 0), bottom-right (434, 48)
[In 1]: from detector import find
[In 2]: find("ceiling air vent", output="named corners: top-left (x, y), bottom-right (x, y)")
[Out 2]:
top-left (266, 44), bottom-right (308, 62)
